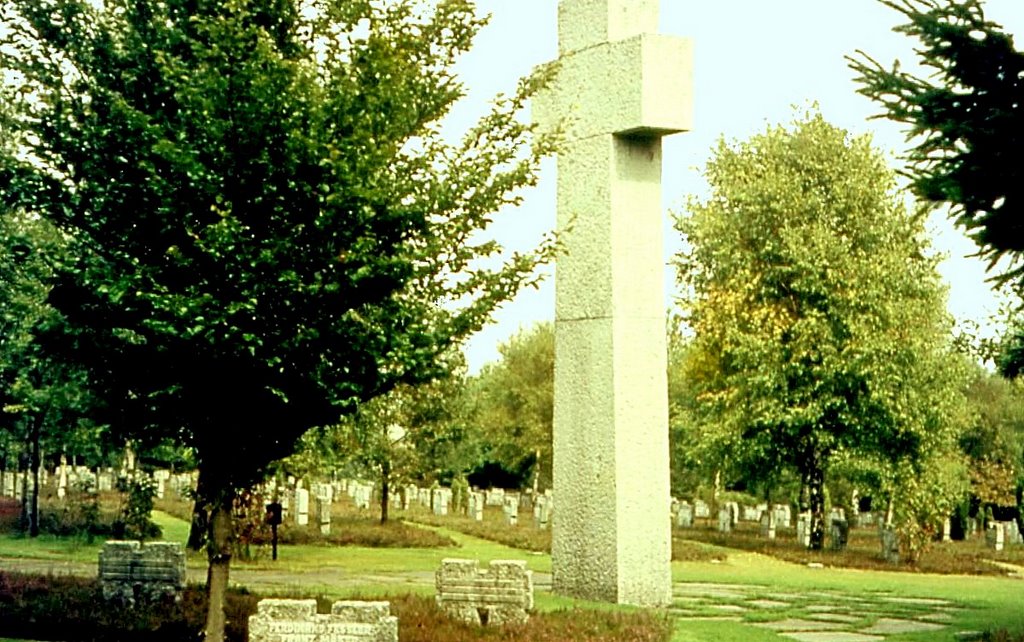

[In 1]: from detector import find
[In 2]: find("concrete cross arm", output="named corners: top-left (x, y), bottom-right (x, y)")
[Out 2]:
top-left (532, 32), bottom-right (693, 142)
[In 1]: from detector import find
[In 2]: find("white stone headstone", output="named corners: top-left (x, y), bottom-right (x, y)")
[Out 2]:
top-left (676, 502), bottom-right (693, 529)
top-left (533, 0), bottom-right (691, 608)
top-left (295, 488), bottom-right (310, 526)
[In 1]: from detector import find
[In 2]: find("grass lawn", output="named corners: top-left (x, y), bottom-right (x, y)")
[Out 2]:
top-left (3, 508), bottom-right (1024, 641)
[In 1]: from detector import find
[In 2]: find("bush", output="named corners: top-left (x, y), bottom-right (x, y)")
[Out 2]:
top-left (0, 573), bottom-right (673, 642)
top-left (0, 572), bottom-right (257, 642)
top-left (114, 477), bottom-right (160, 542)
top-left (266, 518), bottom-right (457, 549)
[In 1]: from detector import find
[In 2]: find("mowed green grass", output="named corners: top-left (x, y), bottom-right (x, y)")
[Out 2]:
top-left (3, 511), bottom-right (1024, 641)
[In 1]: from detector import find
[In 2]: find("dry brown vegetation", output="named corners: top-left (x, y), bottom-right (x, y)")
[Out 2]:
top-left (0, 572), bottom-right (672, 642)
top-left (677, 519), bottom-right (1024, 575)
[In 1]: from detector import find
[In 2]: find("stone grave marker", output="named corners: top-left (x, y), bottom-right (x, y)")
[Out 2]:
top-left (534, 494), bottom-right (552, 529)
top-left (676, 501), bottom-right (693, 528)
top-left (295, 487), bottom-right (310, 526)
top-left (57, 461), bottom-right (68, 500)
top-left (880, 525), bottom-right (900, 563)
top-left (533, 0), bottom-right (691, 607)
top-left (717, 506), bottom-right (732, 533)
top-left (796, 512), bottom-right (812, 548)
top-left (759, 510), bottom-right (776, 540)
top-left (725, 501), bottom-right (739, 527)
top-left (829, 515), bottom-right (849, 551)
top-left (435, 559), bottom-right (533, 626)
top-left (1004, 519), bottom-right (1022, 545)
top-left (485, 488), bottom-right (505, 507)
top-left (774, 504), bottom-right (791, 528)
top-left (248, 599), bottom-right (398, 642)
top-left (316, 497), bottom-right (331, 535)
top-left (503, 494), bottom-right (520, 526)
top-left (2, 471), bottom-right (13, 497)
top-left (433, 487), bottom-right (450, 516)
top-left (694, 499), bottom-right (710, 519)
top-left (469, 491), bottom-right (484, 521)
top-left (986, 523), bottom-right (1006, 551)
top-left (98, 541), bottom-right (185, 604)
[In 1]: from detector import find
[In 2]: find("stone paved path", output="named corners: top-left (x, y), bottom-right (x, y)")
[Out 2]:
top-left (1, 557), bottom-right (977, 640)
top-left (671, 581), bottom-right (965, 641)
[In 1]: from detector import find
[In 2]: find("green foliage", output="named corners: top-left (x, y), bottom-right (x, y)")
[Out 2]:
top-left (675, 110), bottom-right (968, 548)
top-left (0, 574), bottom-right (673, 642)
top-left (849, 0), bottom-right (1024, 284)
top-left (465, 322), bottom-right (554, 490)
top-left (0, 573), bottom-right (258, 642)
top-left (1, 1), bottom-right (556, 634)
top-left (113, 476), bottom-right (159, 542)
top-left (890, 453), bottom-right (970, 563)
top-left (0, 0), bottom-right (557, 492)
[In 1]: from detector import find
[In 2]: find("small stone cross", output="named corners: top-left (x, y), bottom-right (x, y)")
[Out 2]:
top-left (533, 0), bottom-right (692, 607)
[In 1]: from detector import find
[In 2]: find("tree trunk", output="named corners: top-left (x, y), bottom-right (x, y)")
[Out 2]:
top-left (380, 461), bottom-right (390, 525)
top-left (29, 413), bottom-right (42, 538)
top-left (807, 462), bottom-right (825, 550)
top-left (188, 467), bottom-right (211, 551)
top-left (19, 453), bottom-right (29, 532)
top-left (203, 488), bottom-right (234, 642)
top-left (532, 449), bottom-right (541, 494)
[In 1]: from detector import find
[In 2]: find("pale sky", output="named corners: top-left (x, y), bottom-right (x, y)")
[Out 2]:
top-left (453, 0), bottom-right (1023, 373)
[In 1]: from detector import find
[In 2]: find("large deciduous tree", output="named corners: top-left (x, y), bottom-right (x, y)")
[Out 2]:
top-left (465, 322), bottom-right (554, 491)
top-left (675, 112), bottom-right (966, 550)
top-left (0, 1), bottom-right (555, 639)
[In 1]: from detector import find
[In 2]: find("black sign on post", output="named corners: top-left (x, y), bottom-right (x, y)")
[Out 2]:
top-left (266, 502), bottom-right (283, 560)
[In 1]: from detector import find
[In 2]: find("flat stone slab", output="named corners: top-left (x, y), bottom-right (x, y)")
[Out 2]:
top-left (672, 597), bottom-right (706, 604)
top-left (673, 583), bottom-right (753, 599)
top-left (708, 604), bottom-right (748, 612)
top-left (805, 604), bottom-right (843, 612)
top-left (808, 613), bottom-right (862, 623)
top-left (879, 597), bottom-right (951, 606)
top-left (780, 633), bottom-right (884, 642)
top-left (752, 619), bottom-right (847, 632)
top-left (747, 599), bottom-right (790, 609)
top-left (860, 618), bottom-right (947, 635)
top-left (917, 611), bottom-right (955, 622)
top-left (675, 615), bottom-right (744, 622)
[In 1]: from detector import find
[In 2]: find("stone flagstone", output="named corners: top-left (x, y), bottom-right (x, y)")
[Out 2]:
top-left (752, 619), bottom-right (847, 632)
top-left (747, 599), bottom-right (790, 609)
top-left (859, 617), bottom-right (947, 635)
top-left (533, 0), bottom-right (691, 608)
top-left (807, 613), bottom-right (862, 623)
top-left (780, 633), bottom-right (884, 642)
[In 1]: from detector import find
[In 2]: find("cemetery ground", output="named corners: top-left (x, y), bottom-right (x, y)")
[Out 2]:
top-left (1, 494), bottom-right (1023, 641)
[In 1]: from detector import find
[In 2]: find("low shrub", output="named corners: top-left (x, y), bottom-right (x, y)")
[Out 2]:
top-left (263, 518), bottom-right (457, 549)
top-left (0, 573), bottom-right (673, 642)
top-left (392, 593), bottom-right (673, 642)
top-left (677, 520), bottom-right (1024, 575)
top-left (0, 572), bottom-right (257, 642)
top-left (412, 510), bottom-right (722, 562)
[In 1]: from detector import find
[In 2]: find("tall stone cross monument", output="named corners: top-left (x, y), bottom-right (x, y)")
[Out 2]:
top-left (533, 0), bottom-right (692, 606)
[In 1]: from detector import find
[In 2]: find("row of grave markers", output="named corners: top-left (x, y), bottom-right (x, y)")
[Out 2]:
top-left (96, 539), bottom-right (533, 641)
top-left (16, 464), bottom-right (1021, 556)
top-left (672, 499), bottom-right (1024, 557)
top-left (0, 466), bottom-right (197, 501)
